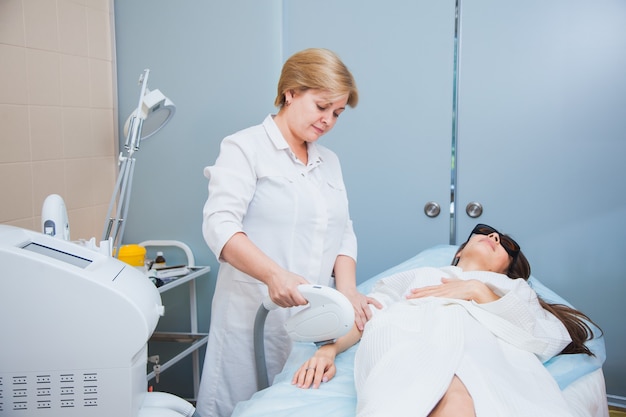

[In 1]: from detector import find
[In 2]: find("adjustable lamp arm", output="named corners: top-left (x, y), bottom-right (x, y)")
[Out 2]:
top-left (102, 69), bottom-right (175, 255)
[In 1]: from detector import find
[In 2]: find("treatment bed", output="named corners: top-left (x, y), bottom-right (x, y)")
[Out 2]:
top-left (233, 245), bottom-right (609, 417)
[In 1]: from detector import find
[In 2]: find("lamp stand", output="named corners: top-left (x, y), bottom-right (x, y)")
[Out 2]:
top-left (103, 69), bottom-right (151, 255)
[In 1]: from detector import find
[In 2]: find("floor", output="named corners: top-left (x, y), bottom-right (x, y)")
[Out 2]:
top-left (610, 407), bottom-right (626, 417)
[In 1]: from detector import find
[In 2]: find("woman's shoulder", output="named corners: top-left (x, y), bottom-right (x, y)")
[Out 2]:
top-left (375, 266), bottom-right (447, 288)
top-left (218, 117), bottom-right (276, 157)
top-left (462, 270), bottom-right (531, 290)
top-left (223, 121), bottom-right (267, 144)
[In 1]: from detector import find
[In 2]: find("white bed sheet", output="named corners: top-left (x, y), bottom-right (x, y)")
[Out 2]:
top-left (232, 245), bottom-right (608, 417)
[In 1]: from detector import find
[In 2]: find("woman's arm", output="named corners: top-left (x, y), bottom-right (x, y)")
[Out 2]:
top-left (220, 232), bottom-right (309, 307)
top-left (203, 133), bottom-right (309, 307)
top-left (407, 273), bottom-right (571, 360)
top-left (205, 131), bottom-right (372, 310)
top-left (407, 277), bottom-right (500, 303)
top-left (292, 323), bottom-right (363, 389)
top-left (334, 255), bottom-right (382, 330)
top-left (476, 277), bottom-right (572, 360)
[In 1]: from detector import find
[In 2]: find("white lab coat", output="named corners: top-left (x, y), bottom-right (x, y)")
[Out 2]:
top-left (355, 266), bottom-right (575, 417)
top-left (196, 115), bottom-right (357, 417)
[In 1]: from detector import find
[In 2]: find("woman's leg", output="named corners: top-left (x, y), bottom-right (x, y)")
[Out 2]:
top-left (429, 375), bottom-right (475, 417)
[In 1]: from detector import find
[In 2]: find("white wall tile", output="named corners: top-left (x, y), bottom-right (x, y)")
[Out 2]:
top-left (86, 0), bottom-right (110, 13)
top-left (87, 6), bottom-right (111, 60)
top-left (89, 58), bottom-right (113, 108)
top-left (91, 155), bottom-right (116, 205)
top-left (58, 0), bottom-right (89, 56)
top-left (30, 106), bottom-right (64, 161)
top-left (0, 163), bottom-right (34, 221)
top-left (65, 158), bottom-right (97, 209)
top-left (1, 0), bottom-right (117, 242)
top-left (23, 0), bottom-right (59, 51)
top-left (0, 104), bottom-right (30, 163)
top-left (0, 0), bottom-right (26, 46)
top-left (61, 54), bottom-right (91, 107)
top-left (91, 108), bottom-right (115, 157)
top-left (32, 159), bottom-right (66, 211)
top-left (0, 44), bottom-right (28, 104)
top-left (68, 206), bottom-right (101, 241)
top-left (26, 49), bottom-right (62, 106)
top-left (62, 107), bottom-right (93, 158)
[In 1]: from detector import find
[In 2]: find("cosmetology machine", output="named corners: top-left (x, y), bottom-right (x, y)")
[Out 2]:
top-left (254, 284), bottom-right (355, 390)
top-left (0, 225), bottom-right (194, 417)
top-left (41, 194), bottom-right (70, 241)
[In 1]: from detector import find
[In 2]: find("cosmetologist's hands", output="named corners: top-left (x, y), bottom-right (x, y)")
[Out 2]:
top-left (342, 289), bottom-right (383, 331)
top-left (406, 277), bottom-right (499, 304)
top-left (267, 270), bottom-right (309, 308)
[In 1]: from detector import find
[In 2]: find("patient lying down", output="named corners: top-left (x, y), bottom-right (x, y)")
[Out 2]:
top-left (292, 224), bottom-right (597, 417)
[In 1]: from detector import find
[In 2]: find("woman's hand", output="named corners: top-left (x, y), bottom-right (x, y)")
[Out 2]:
top-left (292, 323), bottom-right (362, 389)
top-left (341, 289), bottom-right (383, 331)
top-left (406, 278), bottom-right (499, 303)
top-left (220, 232), bottom-right (309, 307)
top-left (267, 269), bottom-right (309, 308)
top-left (292, 348), bottom-right (337, 389)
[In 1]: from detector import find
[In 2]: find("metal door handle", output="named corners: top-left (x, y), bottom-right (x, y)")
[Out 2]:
top-left (424, 202), bottom-right (441, 218)
top-left (466, 202), bottom-right (483, 218)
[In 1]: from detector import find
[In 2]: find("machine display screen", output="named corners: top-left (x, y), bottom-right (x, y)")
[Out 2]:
top-left (22, 242), bottom-right (93, 268)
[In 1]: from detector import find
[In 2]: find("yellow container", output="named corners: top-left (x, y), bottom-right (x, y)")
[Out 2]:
top-left (117, 244), bottom-right (146, 267)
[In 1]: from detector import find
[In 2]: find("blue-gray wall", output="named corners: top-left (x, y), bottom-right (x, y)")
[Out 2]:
top-left (114, 0), bottom-right (283, 397)
top-left (114, 0), bottom-right (626, 402)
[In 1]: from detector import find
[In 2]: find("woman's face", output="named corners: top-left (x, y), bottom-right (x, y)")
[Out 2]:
top-left (457, 232), bottom-right (512, 274)
top-left (283, 89), bottom-right (349, 143)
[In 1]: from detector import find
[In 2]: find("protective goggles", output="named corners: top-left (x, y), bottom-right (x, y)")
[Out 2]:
top-left (468, 224), bottom-right (520, 261)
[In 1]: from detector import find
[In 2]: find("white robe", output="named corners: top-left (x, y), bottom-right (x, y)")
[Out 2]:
top-left (196, 115), bottom-right (357, 417)
top-left (355, 266), bottom-right (574, 417)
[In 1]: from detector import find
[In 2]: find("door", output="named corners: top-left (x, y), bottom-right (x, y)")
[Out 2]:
top-left (456, 0), bottom-right (626, 397)
top-left (283, 0), bottom-right (457, 277)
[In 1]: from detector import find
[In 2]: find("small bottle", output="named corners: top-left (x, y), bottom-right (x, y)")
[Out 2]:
top-left (153, 251), bottom-right (167, 270)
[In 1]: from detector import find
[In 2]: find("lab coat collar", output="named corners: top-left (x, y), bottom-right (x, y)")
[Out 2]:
top-left (264, 114), bottom-right (289, 151)
top-left (263, 114), bottom-right (324, 167)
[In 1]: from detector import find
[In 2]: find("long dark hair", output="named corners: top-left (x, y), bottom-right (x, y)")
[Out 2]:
top-left (455, 241), bottom-right (600, 356)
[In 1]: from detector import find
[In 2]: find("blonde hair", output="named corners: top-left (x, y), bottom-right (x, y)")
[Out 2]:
top-left (274, 48), bottom-right (358, 108)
